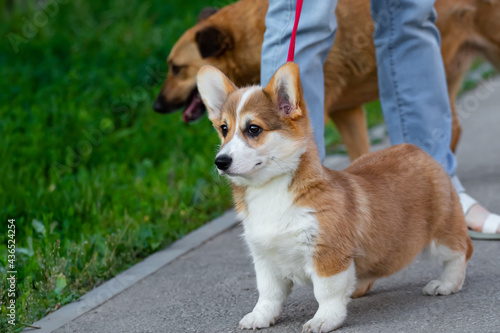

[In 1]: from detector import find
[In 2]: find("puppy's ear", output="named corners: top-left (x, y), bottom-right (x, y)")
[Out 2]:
top-left (264, 62), bottom-right (304, 120)
top-left (197, 65), bottom-right (236, 121)
top-left (195, 26), bottom-right (233, 58)
top-left (197, 7), bottom-right (219, 22)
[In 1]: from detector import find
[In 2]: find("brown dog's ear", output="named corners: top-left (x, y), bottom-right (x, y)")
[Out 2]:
top-left (198, 7), bottom-right (219, 22)
top-left (195, 26), bottom-right (233, 58)
top-left (264, 62), bottom-right (304, 120)
top-left (197, 65), bottom-right (236, 121)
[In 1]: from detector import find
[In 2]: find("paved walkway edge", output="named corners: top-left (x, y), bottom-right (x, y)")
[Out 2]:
top-left (24, 209), bottom-right (238, 333)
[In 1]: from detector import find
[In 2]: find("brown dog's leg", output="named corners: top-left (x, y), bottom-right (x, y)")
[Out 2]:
top-left (450, 99), bottom-right (462, 153)
top-left (330, 106), bottom-right (370, 161)
top-left (446, 72), bottom-right (464, 152)
top-left (443, 47), bottom-right (476, 152)
top-left (352, 278), bottom-right (375, 298)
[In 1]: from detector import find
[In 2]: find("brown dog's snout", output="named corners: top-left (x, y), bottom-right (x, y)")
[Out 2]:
top-left (153, 92), bottom-right (182, 114)
top-left (153, 93), bottom-right (168, 113)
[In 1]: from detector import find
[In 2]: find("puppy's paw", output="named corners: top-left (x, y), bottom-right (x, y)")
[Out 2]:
top-left (302, 316), bottom-right (343, 333)
top-left (239, 311), bottom-right (277, 330)
top-left (302, 305), bottom-right (345, 333)
top-left (423, 280), bottom-right (459, 296)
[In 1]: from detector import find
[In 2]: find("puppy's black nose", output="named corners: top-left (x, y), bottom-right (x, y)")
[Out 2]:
top-left (215, 155), bottom-right (232, 171)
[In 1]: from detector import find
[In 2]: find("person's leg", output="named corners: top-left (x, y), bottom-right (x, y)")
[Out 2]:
top-left (371, 0), bottom-right (455, 175)
top-left (371, 0), bottom-right (500, 236)
top-left (261, 0), bottom-right (337, 161)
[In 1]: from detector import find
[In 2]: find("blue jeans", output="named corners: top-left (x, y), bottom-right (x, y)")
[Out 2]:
top-left (261, 0), bottom-right (338, 161)
top-left (261, 0), bottom-right (464, 192)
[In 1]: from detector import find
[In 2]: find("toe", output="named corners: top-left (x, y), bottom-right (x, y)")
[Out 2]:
top-left (423, 280), bottom-right (458, 296)
top-left (423, 280), bottom-right (440, 296)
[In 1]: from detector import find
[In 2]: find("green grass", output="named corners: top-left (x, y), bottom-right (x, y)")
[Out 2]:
top-left (0, 0), bottom-right (496, 331)
top-left (0, 0), bottom-right (234, 331)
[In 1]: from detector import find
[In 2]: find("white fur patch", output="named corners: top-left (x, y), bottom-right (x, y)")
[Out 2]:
top-left (239, 173), bottom-right (320, 329)
top-left (304, 262), bottom-right (356, 332)
top-left (243, 174), bottom-right (318, 285)
top-left (236, 86), bottom-right (260, 116)
top-left (423, 241), bottom-right (467, 296)
top-left (217, 133), bottom-right (260, 177)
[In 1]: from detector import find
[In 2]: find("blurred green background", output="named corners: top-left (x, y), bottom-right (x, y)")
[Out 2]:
top-left (0, 0), bottom-right (496, 331)
top-left (0, 0), bottom-right (236, 330)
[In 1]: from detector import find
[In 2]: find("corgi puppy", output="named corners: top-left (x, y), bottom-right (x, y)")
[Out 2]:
top-left (196, 62), bottom-right (473, 332)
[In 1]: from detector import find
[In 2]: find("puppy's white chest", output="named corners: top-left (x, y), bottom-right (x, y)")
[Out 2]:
top-left (242, 177), bottom-right (318, 283)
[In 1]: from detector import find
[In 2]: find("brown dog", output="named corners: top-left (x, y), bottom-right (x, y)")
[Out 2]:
top-left (197, 62), bottom-right (473, 332)
top-left (155, 0), bottom-right (500, 161)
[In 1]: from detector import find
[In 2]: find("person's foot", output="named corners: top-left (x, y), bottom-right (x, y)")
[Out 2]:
top-left (459, 192), bottom-right (500, 239)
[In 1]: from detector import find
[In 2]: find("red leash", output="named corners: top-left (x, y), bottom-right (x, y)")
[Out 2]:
top-left (287, 0), bottom-right (304, 62)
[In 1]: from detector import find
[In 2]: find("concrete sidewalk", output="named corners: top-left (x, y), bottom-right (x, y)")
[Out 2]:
top-left (48, 78), bottom-right (500, 332)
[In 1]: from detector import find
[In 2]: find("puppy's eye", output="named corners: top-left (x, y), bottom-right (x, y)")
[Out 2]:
top-left (220, 124), bottom-right (228, 137)
top-left (247, 124), bottom-right (262, 137)
top-left (171, 65), bottom-right (181, 75)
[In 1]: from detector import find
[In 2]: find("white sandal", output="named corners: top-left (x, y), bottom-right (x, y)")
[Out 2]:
top-left (459, 192), bottom-right (500, 240)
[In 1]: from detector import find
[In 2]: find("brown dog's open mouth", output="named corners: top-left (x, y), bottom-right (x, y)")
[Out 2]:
top-left (183, 90), bottom-right (206, 123)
